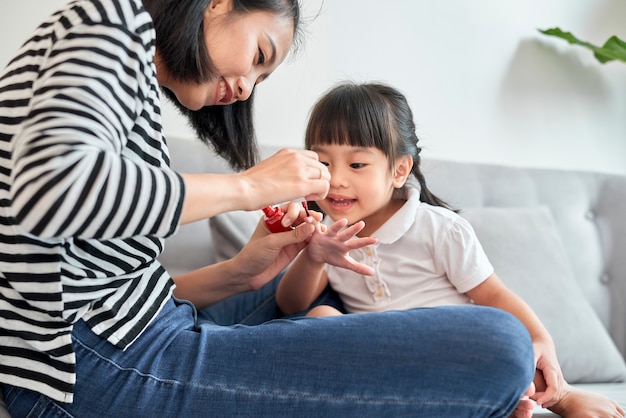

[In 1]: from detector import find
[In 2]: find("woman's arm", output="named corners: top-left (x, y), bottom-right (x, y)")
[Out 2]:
top-left (179, 148), bottom-right (330, 224)
top-left (9, 21), bottom-right (184, 241)
top-left (174, 218), bottom-right (316, 309)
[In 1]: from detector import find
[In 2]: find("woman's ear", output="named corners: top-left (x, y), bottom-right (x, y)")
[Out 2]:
top-left (208, 0), bottom-right (231, 13)
top-left (392, 155), bottom-right (413, 188)
top-left (205, 0), bottom-right (232, 29)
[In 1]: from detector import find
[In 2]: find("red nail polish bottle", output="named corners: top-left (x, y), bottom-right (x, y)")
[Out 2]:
top-left (262, 206), bottom-right (291, 233)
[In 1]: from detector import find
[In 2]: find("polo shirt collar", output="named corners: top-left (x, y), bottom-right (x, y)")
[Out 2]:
top-left (372, 187), bottom-right (421, 244)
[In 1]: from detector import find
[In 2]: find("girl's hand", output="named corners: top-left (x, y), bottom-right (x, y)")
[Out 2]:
top-left (237, 148), bottom-right (330, 210)
top-left (531, 339), bottom-right (564, 408)
top-left (509, 383), bottom-right (535, 418)
top-left (305, 218), bottom-right (377, 275)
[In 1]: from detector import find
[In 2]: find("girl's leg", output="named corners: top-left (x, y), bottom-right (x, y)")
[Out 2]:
top-left (5, 300), bottom-right (534, 418)
top-left (197, 273), bottom-right (345, 325)
top-left (307, 304), bottom-right (343, 317)
top-left (196, 272), bottom-right (284, 325)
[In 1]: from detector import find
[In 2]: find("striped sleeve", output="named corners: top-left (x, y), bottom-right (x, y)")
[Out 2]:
top-left (9, 5), bottom-right (183, 241)
top-left (0, 0), bottom-right (182, 403)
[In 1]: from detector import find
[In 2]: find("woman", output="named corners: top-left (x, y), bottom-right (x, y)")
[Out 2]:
top-left (0, 0), bottom-right (534, 416)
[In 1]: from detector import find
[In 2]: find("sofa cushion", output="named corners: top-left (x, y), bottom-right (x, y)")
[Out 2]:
top-left (461, 206), bottom-right (626, 383)
top-left (209, 210), bottom-right (261, 264)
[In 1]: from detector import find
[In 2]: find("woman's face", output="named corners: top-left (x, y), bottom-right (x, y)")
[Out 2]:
top-left (158, 0), bottom-right (294, 110)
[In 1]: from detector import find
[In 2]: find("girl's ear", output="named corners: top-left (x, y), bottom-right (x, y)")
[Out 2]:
top-left (392, 155), bottom-right (413, 188)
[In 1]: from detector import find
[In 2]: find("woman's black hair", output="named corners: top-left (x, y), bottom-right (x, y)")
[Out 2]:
top-left (305, 82), bottom-right (454, 211)
top-left (143, 0), bottom-right (302, 171)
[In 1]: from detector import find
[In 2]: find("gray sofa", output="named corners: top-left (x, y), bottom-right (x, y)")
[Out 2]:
top-left (2, 136), bottom-right (625, 416)
top-left (160, 136), bottom-right (626, 416)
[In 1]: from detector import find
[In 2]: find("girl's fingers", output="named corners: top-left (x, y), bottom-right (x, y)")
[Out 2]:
top-left (335, 220), bottom-right (366, 240)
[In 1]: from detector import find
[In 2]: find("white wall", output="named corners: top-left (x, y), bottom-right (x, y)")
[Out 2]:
top-left (2, 1), bottom-right (625, 174)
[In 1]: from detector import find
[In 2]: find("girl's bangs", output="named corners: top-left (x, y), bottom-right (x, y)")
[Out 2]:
top-left (306, 87), bottom-right (385, 150)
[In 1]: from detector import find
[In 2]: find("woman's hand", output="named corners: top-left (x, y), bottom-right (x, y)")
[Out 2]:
top-left (236, 148), bottom-right (330, 210)
top-left (180, 149), bottom-right (329, 225)
top-left (173, 207), bottom-right (316, 309)
top-left (233, 217), bottom-right (316, 291)
top-left (304, 218), bottom-right (377, 275)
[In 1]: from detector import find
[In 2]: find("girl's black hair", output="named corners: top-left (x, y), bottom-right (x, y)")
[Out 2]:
top-left (143, 0), bottom-right (302, 171)
top-left (305, 82), bottom-right (454, 211)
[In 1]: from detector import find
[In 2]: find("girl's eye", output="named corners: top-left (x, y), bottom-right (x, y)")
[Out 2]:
top-left (350, 163), bottom-right (365, 169)
top-left (257, 49), bottom-right (266, 65)
top-left (321, 161), bottom-right (330, 167)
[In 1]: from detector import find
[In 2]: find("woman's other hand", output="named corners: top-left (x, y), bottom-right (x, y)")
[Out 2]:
top-left (173, 207), bottom-right (316, 309)
top-left (234, 217), bottom-right (316, 291)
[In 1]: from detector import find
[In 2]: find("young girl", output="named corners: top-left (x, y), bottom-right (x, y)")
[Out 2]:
top-left (276, 81), bottom-right (625, 418)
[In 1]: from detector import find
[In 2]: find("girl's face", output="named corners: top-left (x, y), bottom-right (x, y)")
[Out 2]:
top-left (158, 0), bottom-right (294, 110)
top-left (312, 143), bottom-right (412, 237)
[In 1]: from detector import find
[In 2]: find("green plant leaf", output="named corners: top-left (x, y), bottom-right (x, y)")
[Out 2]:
top-left (539, 27), bottom-right (626, 64)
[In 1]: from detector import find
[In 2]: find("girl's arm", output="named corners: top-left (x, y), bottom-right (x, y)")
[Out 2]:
top-left (276, 237), bottom-right (329, 315)
top-left (466, 273), bottom-right (563, 408)
top-left (277, 219), bottom-right (377, 315)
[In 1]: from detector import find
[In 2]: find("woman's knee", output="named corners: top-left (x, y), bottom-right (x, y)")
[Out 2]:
top-left (475, 306), bottom-right (535, 385)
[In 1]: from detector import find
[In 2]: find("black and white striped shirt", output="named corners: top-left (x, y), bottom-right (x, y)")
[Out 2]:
top-left (0, 0), bottom-right (184, 403)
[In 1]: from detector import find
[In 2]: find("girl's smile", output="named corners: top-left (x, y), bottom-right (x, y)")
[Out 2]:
top-left (325, 194), bottom-right (357, 213)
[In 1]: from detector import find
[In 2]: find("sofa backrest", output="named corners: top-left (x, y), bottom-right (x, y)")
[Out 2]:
top-left (161, 137), bottom-right (626, 359)
top-left (421, 158), bottom-right (626, 357)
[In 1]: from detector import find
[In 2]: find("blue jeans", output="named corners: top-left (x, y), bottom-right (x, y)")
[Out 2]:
top-left (4, 278), bottom-right (534, 417)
